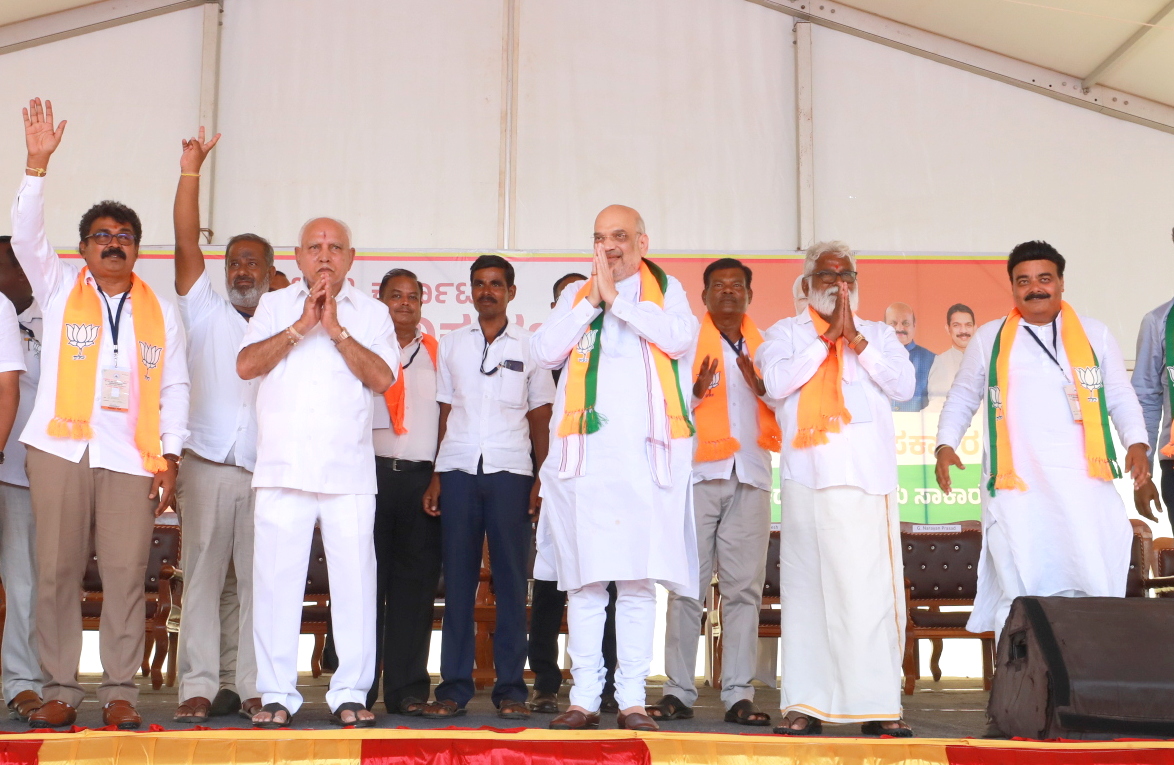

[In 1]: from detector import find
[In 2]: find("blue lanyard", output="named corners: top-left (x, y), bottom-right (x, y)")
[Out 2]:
top-left (95, 285), bottom-right (129, 366)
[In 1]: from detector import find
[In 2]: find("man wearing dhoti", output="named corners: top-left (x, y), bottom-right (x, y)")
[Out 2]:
top-left (935, 240), bottom-right (1152, 639)
top-left (758, 240), bottom-right (915, 737)
top-left (531, 205), bottom-right (698, 732)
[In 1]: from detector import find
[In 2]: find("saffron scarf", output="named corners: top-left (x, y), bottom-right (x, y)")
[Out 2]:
top-left (558, 258), bottom-right (693, 440)
top-left (383, 332), bottom-right (439, 435)
top-left (692, 312), bottom-right (781, 461)
top-left (51, 268), bottom-right (169, 474)
top-left (1160, 305), bottom-right (1174, 459)
top-left (792, 306), bottom-right (852, 448)
top-left (987, 301), bottom-right (1119, 496)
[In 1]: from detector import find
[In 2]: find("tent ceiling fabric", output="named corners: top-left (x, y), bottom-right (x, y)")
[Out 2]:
top-left (0, 0), bottom-right (1171, 109)
top-left (835, 0), bottom-right (1174, 107)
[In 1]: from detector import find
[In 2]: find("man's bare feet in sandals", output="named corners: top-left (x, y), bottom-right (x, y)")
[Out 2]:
top-left (861, 719), bottom-right (914, 737)
top-left (772, 711), bottom-right (823, 735)
top-left (252, 703), bottom-right (292, 729)
top-left (331, 702), bottom-right (375, 727)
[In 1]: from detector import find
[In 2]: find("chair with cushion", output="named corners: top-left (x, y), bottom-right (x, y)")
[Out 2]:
top-left (900, 520), bottom-right (993, 695)
top-left (81, 523), bottom-right (181, 690)
top-left (1150, 537), bottom-right (1174, 596)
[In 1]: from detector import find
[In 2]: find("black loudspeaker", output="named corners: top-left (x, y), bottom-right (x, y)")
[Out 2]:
top-left (988, 596), bottom-right (1174, 740)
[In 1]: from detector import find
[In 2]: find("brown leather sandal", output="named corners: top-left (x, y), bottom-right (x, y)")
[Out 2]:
top-left (239, 697), bottom-right (264, 720)
top-left (173, 696), bottom-right (211, 723)
top-left (421, 699), bottom-right (466, 719)
top-left (7, 691), bottom-right (42, 722)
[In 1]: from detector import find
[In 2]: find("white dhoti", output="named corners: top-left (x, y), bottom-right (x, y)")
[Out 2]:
top-left (779, 480), bottom-right (904, 722)
top-left (252, 487), bottom-right (376, 714)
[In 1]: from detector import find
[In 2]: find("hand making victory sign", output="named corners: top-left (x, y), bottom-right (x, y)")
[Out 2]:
top-left (179, 126), bottom-right (220, 175)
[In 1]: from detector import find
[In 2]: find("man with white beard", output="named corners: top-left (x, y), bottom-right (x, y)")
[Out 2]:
top-left (170, 130), bottom-right (271, 723)
top-left (758, 241), bottom-right (915, 737)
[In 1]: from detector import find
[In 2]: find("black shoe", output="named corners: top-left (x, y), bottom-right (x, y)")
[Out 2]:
top-left (208, 688), bottom-right (242, 718)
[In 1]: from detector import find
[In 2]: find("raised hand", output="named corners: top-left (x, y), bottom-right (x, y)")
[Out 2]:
top-left (840, 282), bottom-right (858, 340)
top-left (180, 126), bottom-right (221, 174)
top-left (823, 285), bottom-right (844, 341)
top-left (294, 279), bottom-right (325, 335)
top-left (593, 245), bottom-right (618, 306)
top-left (23, 98), bottom-right (66, 168)
top-left (735, 351), bottom-right (767, 397)
top-left (322, 280), bottom-right (341, 337)
top-left (693, 355), bottom-right (719, 399)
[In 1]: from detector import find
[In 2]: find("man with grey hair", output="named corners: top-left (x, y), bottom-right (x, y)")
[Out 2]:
top-left (758, 240), bottom-right (915, 737)
top-left (171, 130), bottom-right (272, 723)
top-left (238, 216), bottom-right (397, 728)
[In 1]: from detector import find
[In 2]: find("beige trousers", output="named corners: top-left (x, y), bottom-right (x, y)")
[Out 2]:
top-left (27, 447), bottom-right (156, 707)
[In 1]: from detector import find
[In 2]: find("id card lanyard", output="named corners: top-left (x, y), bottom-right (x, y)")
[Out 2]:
top-left (96, 285), bottom-right (129, 368)
top-left (96, 285), bottom-right (131, 412)
top-left (1022, 317), bottom-right (1082, 422)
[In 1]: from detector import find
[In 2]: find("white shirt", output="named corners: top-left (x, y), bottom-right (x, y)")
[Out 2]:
top-left (372, 328), bottom-right (439, 461)
top-left (178, 271), bottom-right (258, 471)
top-left (10, 176), bottom-right (190, 476)
top-left (757, 311), bottom-right (915, 496)
top-left (243, 281), bottom-right (398, 495)
top-left (691, 332), bottom-right (778, 491)
top-left (434, 321), bottom-right (555, 476)
top-left (0, 297), bottom-right (29, 486)
top-left (927, 345), bottom-right (965, 401)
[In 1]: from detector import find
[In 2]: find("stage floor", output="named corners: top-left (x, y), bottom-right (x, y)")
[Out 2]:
top-left (0, 673), bottom-right (988, 736)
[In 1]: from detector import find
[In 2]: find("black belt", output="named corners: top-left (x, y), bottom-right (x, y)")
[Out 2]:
top-left (377, 457), bottom-right (434, 473)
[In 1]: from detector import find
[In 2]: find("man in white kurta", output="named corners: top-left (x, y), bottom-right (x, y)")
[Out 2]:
top-left (935, 242), bottom-right (1151, 638)
top-left (531, 205), bottom-right (698, 732)
top-left (758, 241), bottom-right (915, 736)
top-left (238, 217), bottom-right (397, 728)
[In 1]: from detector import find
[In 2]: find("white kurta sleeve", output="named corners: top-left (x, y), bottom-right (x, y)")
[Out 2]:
top-left (159, 303), bottom-right (191, 457)
top-left (855, 323), bottom-right (916, 402)
top-left (606, 278), bottom-right (698, 359)
top-left (936, 330), bottom-right (989, 451)
top-left (10, 175), bottom-right (66, 305)
top-left (1097, 321), bottom-right (1149, 450)
top-left (530, 280), bottom-right (601, 370)
top-left (757, 320), bottom-right (832, 399)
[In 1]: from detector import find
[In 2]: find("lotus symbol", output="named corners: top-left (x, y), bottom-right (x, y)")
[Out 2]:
top-left (988, 385), bottom-right (1002, 411)
top-left (575, 329), bottom-right (598, 361)
top-left (139, 342), bottom-right (161, 380)
top-left (1075, 366), bottom-right (1103, 392)
top-left (65, 323), bottom-right (98, 360)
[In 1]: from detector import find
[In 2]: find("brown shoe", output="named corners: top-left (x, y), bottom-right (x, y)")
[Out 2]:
top-left (7, 690), bottom-right (42, 721)
top-left (497, 699), bottom-right (531, 720)
top-left (528, 691), bottom-right (559, 714)
top-left (28, 699), bottom-right (76, 729)
top-left (617, 710), bottom-right (660, 731)
top-left (239, 697), bottom-right (264, 720)
top-left (102, 700), bottom-right (142, 730)
top-left (173, 696), bottom-right (211, 723)
top-left (549, 709), bottom-right (600, 730)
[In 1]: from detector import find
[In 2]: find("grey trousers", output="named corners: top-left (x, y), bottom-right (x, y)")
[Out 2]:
top-left (0, 482), bottom-right (43, 701)
top-left (175, 452), bottom-right (257, 701)
top-left (663, 477), bottom-right (770, 709)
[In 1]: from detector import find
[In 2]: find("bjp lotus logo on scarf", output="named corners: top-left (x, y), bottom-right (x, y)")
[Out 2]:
top-left (1075, 366), bottom-right (1103, 402)
top-left (139, 342), bottom-right (161, 380)
top-left (988, 385), bottom-right (1003, 418)
top-left (65, 323), bottom-right (98, 360)
top-left (575, 329), bottom-right (598, 362)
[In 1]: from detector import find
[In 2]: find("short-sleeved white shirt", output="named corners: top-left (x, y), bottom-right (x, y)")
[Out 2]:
top-left (178, 271), bottom-right (258, 471)
top-left (434, 322), bottom-right (555, 476)
top-left (242, 281), bottom-right (399, 495)
top-left (371, 328), bottom-right (439, 461)
top-left (0, 296), bottom-right (30, 487)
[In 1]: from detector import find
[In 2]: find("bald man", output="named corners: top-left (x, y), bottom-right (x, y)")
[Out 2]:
top-left (885, 302), bottom-right (934, 412)
top-left (238, 217), bottom-right (398, 728)
top-left (532, 205), bottom-right (698, 731)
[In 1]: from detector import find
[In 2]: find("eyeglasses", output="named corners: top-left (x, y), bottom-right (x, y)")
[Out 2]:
top-left (811, 270), bottom-right (857, 284)
top-left (84, 232), bottom-right (136, 246)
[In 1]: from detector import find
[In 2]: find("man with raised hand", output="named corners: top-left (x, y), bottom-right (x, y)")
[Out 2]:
top-left (653, 257), bottom-right (779, 728)
top-left (13, 98), bottom-right (190, 730)
top-left (238, 217), bottom-right (396, 728)
top-left (936, 241), bottom-right (1153, 639)
top-left (171, 129), bottom-right (271, 724)
top-left (531, 205), bottom-right (698, 732)
top-left (759, 240), bottom-right (915, 737)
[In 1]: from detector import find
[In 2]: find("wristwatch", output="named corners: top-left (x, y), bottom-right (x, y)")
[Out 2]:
top-left (333, 328), bottom-right (351, 344)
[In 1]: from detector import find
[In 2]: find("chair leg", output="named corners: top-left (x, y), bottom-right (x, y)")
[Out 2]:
top-left (930, 638), bottom-right (944, 682)
top-left (166, 632), bottom-right (178, 687)
top-left (141, 635), bottom-right (152, 677)
top-left (151, 629), bottom-right (167, 690)
top-left (311, 633), bottom-right (325, 679)
top-left (981, 637), bottom-right (995, 691)
top-left (902, 633), bottom-right (919, 696)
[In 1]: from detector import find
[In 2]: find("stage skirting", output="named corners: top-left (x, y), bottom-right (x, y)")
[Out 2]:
top-left (2, 727), bottom-right (1174, 764)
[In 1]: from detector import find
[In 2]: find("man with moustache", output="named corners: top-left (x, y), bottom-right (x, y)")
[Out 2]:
top-left (421, 255), bottom-right (554, 720)
top-left (532, 205), bottom-right (698, 732)
top-left (527, 272), bottom-right (620, 716)
top-left (927, 304), bottom-right (975, 404)
top-left (0, 237), bottom-right (45, 723)
top-left (12, 99), bottom-right (190, 729)
top-left (885, 302), bottom-right (934, 412)
top-left (365, 268), bottom-right (441, 716)
top-left (758, 240), bottom-right (914, 736)
top-left (170, 130), bottom-right (272, 723)
top-left (655, 258), bottom-right (779, 726)
top-left (936, 241), bottom-right (1153, 640)
top-left (238, 217), bottom-right (397, 728)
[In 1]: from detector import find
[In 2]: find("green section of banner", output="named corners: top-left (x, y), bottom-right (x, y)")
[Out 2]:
top-left (898, 463), bottom-right (982, 523)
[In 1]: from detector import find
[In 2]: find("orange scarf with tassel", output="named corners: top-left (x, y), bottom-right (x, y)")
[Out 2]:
top-left (793, 306), bottom-right (852, 449)
top-left (693, 313), bottom-right (780, 461)
top-left (383, 332), bottom-right (439, 435)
